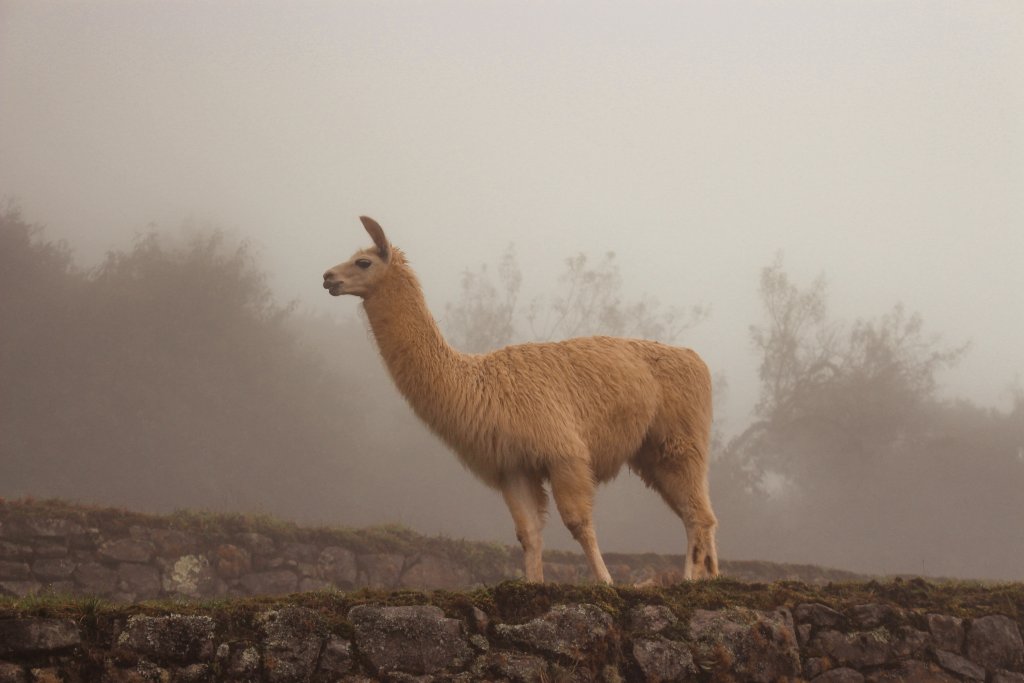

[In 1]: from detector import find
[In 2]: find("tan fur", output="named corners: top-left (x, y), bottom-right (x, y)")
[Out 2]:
top-left (323, 217), bottom-right (719, 583)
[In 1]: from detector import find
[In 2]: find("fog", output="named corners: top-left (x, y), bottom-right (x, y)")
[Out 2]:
top-left (2, 1), bottom-right (1022, 580)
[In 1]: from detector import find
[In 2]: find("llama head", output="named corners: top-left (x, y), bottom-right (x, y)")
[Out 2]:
top-left (322, 216), bottom-right (394, 299)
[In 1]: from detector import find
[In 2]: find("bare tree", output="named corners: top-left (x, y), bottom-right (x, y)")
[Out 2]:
top-left (445, 247), bottom-right (708, 352)
top-left (748, 254), bottom-right (838, 421)
top-left (727, 255), bottom-right (967, 485)
top-left (444, 245), bottom-right (520, 353)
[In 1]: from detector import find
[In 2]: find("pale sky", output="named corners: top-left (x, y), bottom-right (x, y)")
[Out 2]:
top-left (2, 0), bottom-right (1022, 421)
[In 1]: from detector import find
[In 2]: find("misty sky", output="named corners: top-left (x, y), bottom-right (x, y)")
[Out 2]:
top-left (2, 0), bottom-right (1022, 424)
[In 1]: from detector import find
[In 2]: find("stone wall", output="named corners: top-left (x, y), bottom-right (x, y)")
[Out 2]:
top-left (0, 501), bottom-right (863, 601)
top-left (1, 596), bottom-right (1023, 681)
top-left (2, 502), bottom-right (1023, 682)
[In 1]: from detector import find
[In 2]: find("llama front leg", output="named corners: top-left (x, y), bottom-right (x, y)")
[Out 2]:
top-left (501, 472), bottom-right (548, 582)
top-left (549, 459), bottom-right (613, 584)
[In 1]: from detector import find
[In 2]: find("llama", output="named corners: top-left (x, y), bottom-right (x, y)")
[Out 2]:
top-left (322, 217), bottom-right (719, 583)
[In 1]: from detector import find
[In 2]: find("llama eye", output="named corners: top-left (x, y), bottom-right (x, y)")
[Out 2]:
top-left (356, 259), bottom-right (372, 269)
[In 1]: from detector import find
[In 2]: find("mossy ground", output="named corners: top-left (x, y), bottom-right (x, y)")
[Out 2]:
top-left (4, 578), bottom-right (1023, 639)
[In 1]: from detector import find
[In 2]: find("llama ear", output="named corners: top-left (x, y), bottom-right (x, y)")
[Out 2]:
top-left (359, 216), bottom-right (390, 262)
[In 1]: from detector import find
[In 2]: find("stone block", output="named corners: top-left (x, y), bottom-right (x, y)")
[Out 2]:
top-left (214, 544), bottom-right (251, 579)
top-left (0, 542), bottom-right (33, 560)
top-left (117, 614), bottom-right (216, 664)
top-left (162, 555), bottom-right (219, 598)
top-left (73, 562), bottom-right (118, 596)
top-left (32, 543), bottom-right (67, 559)
top-left (627, 605), bottom-right (678, 635)
top-left (495, 603), bottom-right (616, 663)
top-left (175, 663), bottom-right (210, 682)
top-left (313, 636), bottom-right (353, 681)
top-left (814, 629), bottom-right (891, 668)
top-left (0, 619), bottom-right (80, 656)
top-left (98, 538), bottom-right (154, 563)
top-left (349, 604), bottom-right (472, 676)
top-left (238, 570), bottom-right (298, 596)
top-left (467, 606), bottom-right (489, 634)
top-left (235, 532), bottom-right (275, 557)
top-left (632, 637), bottom-right (697, 682)
top-left (967, 615), bottom-right (1024, 673)
top-left (294, 562), bottom-right (318, 578)
top-left (31, 559), bottom-right (76, 581)
top-left (1, 518), bottom-right (83, 539)
top-left (0, 562), bottom-right (31, 581)
top-left (226, 644), bottom-right (261, 679)
top-left (149, 529), bottom-right (199, 557)
top-left (794, 603), bottom-right (847, 630)
top-left (803, 656), bottom-right (827, 679)
top-left (67, 528), bottom-right (99, 551)
top-left (118, 563), bottom-right (162, 597)
top-left (282, 542), bottom-right (319, 563)
top-left (890, 626), bottom-right (930, 660)
top-left (927, 613), bottom-right (964, 653)
top-left (0, 582), bottom-right (41, 598)
top-left (850, 604), bottom-right (901, 630)
top-left (258, 607), bottom-right (325, 683)
top-left (689, 607), bottom-right (800, 683)
top-left (469, 633), bottom-right (489, 653)
top-left (481, 651), bottom-right (549, 682)
top-left (934, 649), bottom-right (986, 680)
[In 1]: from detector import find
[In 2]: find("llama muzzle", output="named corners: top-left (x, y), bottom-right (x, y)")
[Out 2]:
top-left (323, 273), bottom-right (343, 296)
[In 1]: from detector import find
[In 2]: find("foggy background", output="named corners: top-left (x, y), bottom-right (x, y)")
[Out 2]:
top-left (2, 1), bottom-right (1022, 580)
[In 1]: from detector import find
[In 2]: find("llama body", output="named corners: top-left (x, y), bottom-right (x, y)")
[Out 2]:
top-left (324, 217), bottom-right (719, 583)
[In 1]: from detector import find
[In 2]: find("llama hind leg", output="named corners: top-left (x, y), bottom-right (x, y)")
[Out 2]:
top-left (638, 438), bottom-right (719, 580)
top-left (549, 457), bottom-right (614, 584)
top-left (501, 472), bottom-right (548, 582)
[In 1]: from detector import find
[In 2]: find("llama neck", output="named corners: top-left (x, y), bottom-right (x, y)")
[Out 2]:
top-left (362, 267), bottom-right (473, 415)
